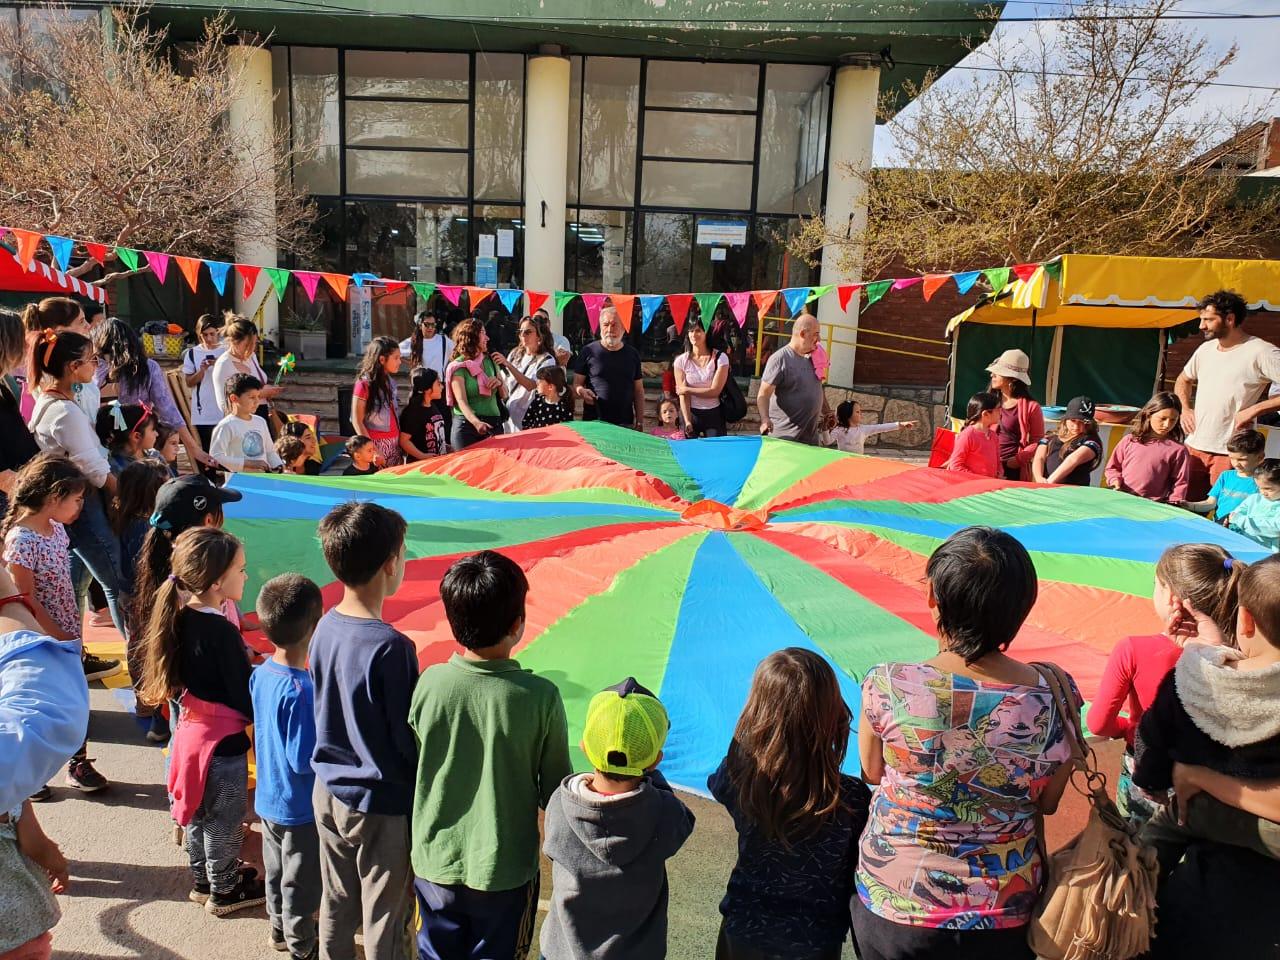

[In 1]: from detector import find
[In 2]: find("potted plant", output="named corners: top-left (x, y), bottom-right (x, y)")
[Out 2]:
top-left (281, 306), bottom-right (328, 360)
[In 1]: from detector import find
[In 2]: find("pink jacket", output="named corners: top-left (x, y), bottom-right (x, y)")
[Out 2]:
top-left (167, 692), bottom-right (249, 826)
top-left (1006, 397), bottom-right (1045, 480)
top-left (1104, 434), bottom-right (1191, 503)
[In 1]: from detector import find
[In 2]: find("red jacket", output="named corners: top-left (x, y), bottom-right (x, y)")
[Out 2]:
top-left (1006, 397), bottom-right (1045, 480)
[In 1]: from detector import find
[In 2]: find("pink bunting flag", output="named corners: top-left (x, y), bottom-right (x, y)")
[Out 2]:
top-left (667, 294), bottom-right (693, 335)
top-left (724, 291), bottom-right (751, 328)
top-left (236, 264), bottom-right (261, 299)
top-left (438, 285), bottom-right (463, 307)
top-left (582, 293), bottom-right (609, 333)
top-left (891, 276), bottom-right (922, 292)
top-left (143, 251), bottom-right (171, 285)
top-left (294, 271), bottom-right (323, 302)
top-left (837, 284), bottom-right (862, 312)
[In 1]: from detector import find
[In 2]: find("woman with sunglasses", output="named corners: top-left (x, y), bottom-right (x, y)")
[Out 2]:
top-left (492, 316), bottom-right (557, 431)
top-left (401, 310), bottom-right (454, 380)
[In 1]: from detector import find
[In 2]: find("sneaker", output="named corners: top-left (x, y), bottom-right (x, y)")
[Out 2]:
top-left (147, 713), bottom-right (171, 743)
top-left (65, 757), bottom-right (108, 792)
top-left (290, 948), bottom-right (318, 960)
top-left (269, 928), bottom-right (287, 952)
top-left (190, 863), bottom-right (256, 904)
top-left (189, 883), bottom-right (210, 905)
top-left (30, 785), bottom-right (53, 802)
top-left (205, 872), bottom-right (267, 917)
top-left (82, 652), bottom-right (122, 682)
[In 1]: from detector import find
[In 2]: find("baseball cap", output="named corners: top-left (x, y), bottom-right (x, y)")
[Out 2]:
top-left (149, 475), bottom-right (242, 532)
top-left (1064, 396), bottom-right (1095, 421)
top-left (581, 677), bottom-right (669, 778)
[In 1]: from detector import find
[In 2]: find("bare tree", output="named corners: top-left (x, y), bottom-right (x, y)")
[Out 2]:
top-left (0, 3), bottom-right (316, 271)
top-left (792, 0), bottom-right (1280, 277)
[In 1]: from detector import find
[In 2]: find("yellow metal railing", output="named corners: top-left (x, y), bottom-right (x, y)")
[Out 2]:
top-left (752, 314), bottom-right (948, 379)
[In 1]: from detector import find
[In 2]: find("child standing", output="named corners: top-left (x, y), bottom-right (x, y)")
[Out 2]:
top-left (251, 574), bottom-right (324, 960)
top-left (209, 374), bottom-right (282, 473)
top-left (95, 401), bottom-right (159, 473)
top-left (1031, 396), bottom-right (1104, 486)
top-left (945, 391), bottom-right (1001, 477)
top-left (519, 366), bottom-right (573, 430)
top-left (710, 648), bottom-right (871, 960)
top-left (310, 502), bottom-right (418, 960)
top-left (1226, 459), bottom-right (1280, 551)
top-left (398, 366), bottom-right (448, 459)
top-left (151, 424), bottom-right (182, 478)
top-left (409, 550), bottom-right (571, 960)
top-left (1105, 392), bottom-right (1191, 503)
top-left (831, 400), bottom-right (917, 455)
top-left (341, 436), bottom-right (379, 476)
top-left (1184, 429), bottom-right (1264, 522)
top-left (139, 527), bottom-right (265, 915)
top-left (650, 398), bottom-right (686, 441)
top-left (540, 678), bottom-right (695, 960)
top-left (1086, 543), bottom-right (1242, 823)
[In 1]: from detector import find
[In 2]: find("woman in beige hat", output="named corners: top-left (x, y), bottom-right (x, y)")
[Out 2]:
top-left (986, 349), bottom-right (1045, 481)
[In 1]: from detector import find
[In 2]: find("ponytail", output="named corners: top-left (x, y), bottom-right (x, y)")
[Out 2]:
top-left (131, 504), bottom-right (226, 636)
top-left (964, 390), bottom-right (1000, 428)
top-left (27, 328), bottom-right (91, 385)
top-left (20, 297), bottom-right (83, 334)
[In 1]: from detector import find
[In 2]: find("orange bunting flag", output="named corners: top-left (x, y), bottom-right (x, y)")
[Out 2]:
top-left (236, 264), bottom-right (261, 299)
top-left (175, 256), bottom-right (203, 293)
top-left (322, 273), bottom-right (350, 301)
top-left (837, 284), bottom-right (862, 312)
top-left (1011, 263), bottom-right (1040, 282)
top-left (922, 274), bottom-right (951, 302)
top-left (610, 294), bottom-right (636, 331)
top-left (8, 229), bottom-right (41, 269)
top-left (751, 290), bottom-right (778, 319)
top-left (666, 294), bottom-right (693, 335)
top-left (465, 286), bottom-right (494, 310)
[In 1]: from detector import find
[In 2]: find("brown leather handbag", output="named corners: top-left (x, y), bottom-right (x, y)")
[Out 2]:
top-left (1027, 662), bottom-right (1160, 960)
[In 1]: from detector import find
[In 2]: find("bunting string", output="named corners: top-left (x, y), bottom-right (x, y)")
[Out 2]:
top-left (0, 225), bottom-right (1061, 331)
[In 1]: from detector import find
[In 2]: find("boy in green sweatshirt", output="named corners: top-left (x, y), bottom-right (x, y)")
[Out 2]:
top-left (408, 550), bottom-right (571, 960)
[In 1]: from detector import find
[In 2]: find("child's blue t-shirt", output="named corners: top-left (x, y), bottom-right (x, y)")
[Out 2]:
top-left (250, 660), bottom-right (317, 826)
top-left (1208, 469), bottom-right (1259, 521)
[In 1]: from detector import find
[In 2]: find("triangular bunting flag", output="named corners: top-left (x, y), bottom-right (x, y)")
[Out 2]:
top-left (143, 251), bottom-right (171, 285)
top-left (806, 284), bottom-right (834, 302)
top-left (351, 272), bottom-right (379, 287)
top-left (581, 293), bottom-right (608, 333)
top-left (382, 280), bottom-right (409, 293)
top-left (237, 263), bottom-right (262, 299)
top-left (411, 282), bottom-right (436, 303)
top-left (864, 280), bottom-right (892, 306)
top-left (609, 294), bottom-right (636, 332)
top-left (84, 242), bottom-right (109, 265)
top-left (922, 274), bottom-right (950, 302)
top-left (323, 273), bottom-right (350, 301)
top-left (982, 267), bottom-right (1011, 292)
top-left (891, 276), bottom-right (922, 292)
top-left (639, 295), bottom-right (664, 333)
top-left (666, 294), bottom-right (693, 334)
top-left (295, 272), bottom-right (323, 302)
top-left (724, 291), bottom-right (751, 328)
top-left (1011, 262), bottom-right (1039, 283)
top-left (751, 290), bottom-right (778, 319)
top-left (465, 287), bottom-right (495, 311)
top-left (497, 289), bottom-right (524, 313)
top-left (114, 246), bottom-right (140, 273)
top-left (265, 268), bottom-right (291, 302)
top-left (175, 256), bottom-right (203, 292)
top-left (438, 285), bottom-right (463, 307)
top-left (46, 235), bottom-right (73, 272)
top-left (952, 270), bottom-right (981, 295)
top-left (526, 290), bottom-right (550, 316)
top-left (206, 261), bottom-right (231, 296)
top-left (781, 287), bottom-right (809, 317)
top-left (8, 229), bottom-right (41, 269)
top-left (693, 292), bottom-right (723, 330)
top-left (553, 290), bottom-right (578, 315)
top-left (837, 284), bottom-right (862, 312)
top-left (1042, 259), bottom-right (1063, 281)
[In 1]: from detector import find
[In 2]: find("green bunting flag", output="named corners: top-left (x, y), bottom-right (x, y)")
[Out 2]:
top-left (864, 280), bottom-right (892, 306)
top-left (693, 292), bottom-right (723, 329)
top-left (806, 284), bottom-right (834, 302)
top-left (264, 267), bottom-right (291, 302)
top-left (114, 247), bottom-right (140, 272)
top-left (411, 282), bottom-right (436, 302)
top-left (1042, 259), bottom-right (1063, 281)
top-left (554, 290), bottom-right (579, 314)
top-left (982, 266), bottom-right (1011, 292)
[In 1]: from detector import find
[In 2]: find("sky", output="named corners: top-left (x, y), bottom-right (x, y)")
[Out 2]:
top-left (873, 0), bottom-right (1280, 164)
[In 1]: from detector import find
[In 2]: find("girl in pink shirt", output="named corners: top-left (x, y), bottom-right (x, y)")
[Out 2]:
top-left (1085, 542), bottom-right (1243, 823)
top-left (945, 392), bottom-right (1001, 478)
top-left (1104, 392), bottom-right (1191, 503)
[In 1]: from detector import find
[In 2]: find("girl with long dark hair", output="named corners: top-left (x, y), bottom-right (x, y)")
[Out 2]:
top-left (351, 336), bottom-right (403, 467)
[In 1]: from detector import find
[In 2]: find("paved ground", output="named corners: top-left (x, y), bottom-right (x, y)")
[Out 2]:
top-left (37, 676), bottom-right (1113, 960)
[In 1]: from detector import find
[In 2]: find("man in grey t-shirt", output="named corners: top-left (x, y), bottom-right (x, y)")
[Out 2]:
top-left (756, 313), bottom-right (829, 445)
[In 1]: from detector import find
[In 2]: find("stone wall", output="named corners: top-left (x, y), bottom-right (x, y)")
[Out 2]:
top-left (823, 382), bottom-right (947, 451)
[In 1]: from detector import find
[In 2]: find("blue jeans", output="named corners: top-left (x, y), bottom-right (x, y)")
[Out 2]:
top-left (415, 877), bottom-right (538, 960)
top-left (67, 487), bottom-right (130, 635)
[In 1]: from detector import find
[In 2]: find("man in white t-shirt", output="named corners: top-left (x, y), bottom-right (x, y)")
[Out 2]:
top-left (1175, 289), bottom-right (1280, 499)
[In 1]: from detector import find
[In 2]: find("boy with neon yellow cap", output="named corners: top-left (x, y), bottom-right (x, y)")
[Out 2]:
top-left (540, 678), bottom-right (696, 960)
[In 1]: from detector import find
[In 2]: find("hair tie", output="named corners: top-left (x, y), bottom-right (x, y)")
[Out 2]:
top-left (139, 401), bottom-right (154, 424)
top-left (39, 328), bottom-right (58, 365)
top-left (166, 573), bottom-right (181, 586)
top-left (109, 400), bottom-right (127, 432)
top-left (1224, 557), bottom-right (1234, 571)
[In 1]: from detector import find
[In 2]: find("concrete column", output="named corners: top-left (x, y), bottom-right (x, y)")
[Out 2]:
top-left (816, 61), bottom-right (880, 388)
top-left (523, 53), bottom-right (571, 334)
top-left (228, 42), bottom-right (279, 340)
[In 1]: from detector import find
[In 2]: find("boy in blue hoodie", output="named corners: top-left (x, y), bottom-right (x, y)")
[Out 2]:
top-left (540, 678), bottom-right (695, 960)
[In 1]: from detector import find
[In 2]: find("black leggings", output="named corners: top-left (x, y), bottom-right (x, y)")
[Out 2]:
top-left (687, 405), bottom-right (727, 438)
top-left (850, 896), bottom-right (1033, 960)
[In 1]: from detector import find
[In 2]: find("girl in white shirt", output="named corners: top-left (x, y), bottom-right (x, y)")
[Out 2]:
top-left (831, 400), bottom-right (916, 455)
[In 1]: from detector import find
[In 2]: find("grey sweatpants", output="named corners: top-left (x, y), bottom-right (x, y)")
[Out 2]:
top-left (262, 818), bottom-right (321, 957)
top-left (313, 781), bottom-right (413, 960)
top-left (186, 752), bottom-right (248, 894)
top-left (1141, 791), bottom-right (1280, 880)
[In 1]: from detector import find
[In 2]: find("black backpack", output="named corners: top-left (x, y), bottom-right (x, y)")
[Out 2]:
top-left (716, 352), bottom-right (748, 423)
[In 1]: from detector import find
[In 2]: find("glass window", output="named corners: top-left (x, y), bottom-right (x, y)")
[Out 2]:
top-left (345, 149), bottom-right (468, 198)
top-left (643, 111), bottom-right (756, 162)
top-left (641, 160), bottom-right (752, 210)
top-left (290, 47), bottom-right (340, 195)
top-left (474, 53), bottom-right (524, 202)
top-left (691, 214), bottom-right (751, 294)
top-left (645, 61), bottom-right (758, 111)
top-left (414, 203), bottom-right (470, 286)
top-left (757, 64), bottom-right (831, 215)
top-left (343, 200), bottom-right (469, 288)
top-left (752, 216), bottom-right (819, 291)
top-left (345, 100), bottom-right (468, 149)
top-left (344, 51), bottom-right (469, 100)
top-left (580, 57), bottom-right (639, 206)
top-left (271, 47), bottom-right (290, 144)
top-left (473, 204), bottom-right (524, 291)
top-left (568, 209), bottom-right (634, 294)
top-left (635, 211), bottom-right (693, 296)
top-left (0, 9), bottom-right (16, 87)
top-left (566, 57), bottom-right (582, 205)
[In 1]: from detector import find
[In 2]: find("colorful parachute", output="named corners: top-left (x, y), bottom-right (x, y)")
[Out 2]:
top-left (224, 423), bottom-right (1268, 793)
